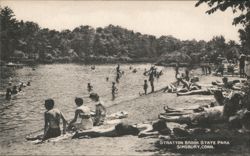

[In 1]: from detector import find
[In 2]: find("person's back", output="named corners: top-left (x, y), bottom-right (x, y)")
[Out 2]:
top-left (43, 99), bottom-right (67, 140)
top-left (74, 101), bottom-right (93, 130)
top-left (45, 108), bottom-right (62, 129)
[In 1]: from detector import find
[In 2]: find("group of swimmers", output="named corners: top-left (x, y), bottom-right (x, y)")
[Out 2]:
top-left (5, 81), bottom-right (31, 100)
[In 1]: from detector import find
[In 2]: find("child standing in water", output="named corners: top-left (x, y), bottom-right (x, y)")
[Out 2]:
top-left (143, 80), bottom-right (148, 95)
top-left (112, 82), bottom-right (118, 100)
top-left (5, 82), bottom-right (12, 100)
top-left (87, 83), bottom-right (93, 92)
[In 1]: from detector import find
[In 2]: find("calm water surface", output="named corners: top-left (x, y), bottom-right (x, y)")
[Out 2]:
top-left (0, 64), bottom-right (182, 144)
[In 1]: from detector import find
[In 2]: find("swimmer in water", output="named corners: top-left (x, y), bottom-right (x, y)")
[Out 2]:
top-left (11, 85), bottom-right (18, 94)
top-left (87, 83), bottom-right (93, 92)
top-left (5, 82), bottom-right (12, 100)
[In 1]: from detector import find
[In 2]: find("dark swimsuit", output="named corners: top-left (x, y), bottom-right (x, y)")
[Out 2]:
top-left (43, 128), bottom-right (61, 140)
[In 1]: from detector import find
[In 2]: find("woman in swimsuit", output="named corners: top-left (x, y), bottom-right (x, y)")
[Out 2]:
top-left (68, 97), bottom-right (93, 131)
top-left (89, 93), bottom-right (107, 126)
top-left (72, 119), bottom-right (171, 139)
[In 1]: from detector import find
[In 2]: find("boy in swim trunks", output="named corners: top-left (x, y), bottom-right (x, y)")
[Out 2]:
top-left (43, 99), bottom-right (67, 141)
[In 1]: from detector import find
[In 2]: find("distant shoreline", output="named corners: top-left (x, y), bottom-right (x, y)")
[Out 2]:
top-left (1, 59), bottom-right (196, 67)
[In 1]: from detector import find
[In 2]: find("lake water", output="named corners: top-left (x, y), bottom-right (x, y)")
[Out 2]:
top-left (0, 63), bottom-right (183, 144)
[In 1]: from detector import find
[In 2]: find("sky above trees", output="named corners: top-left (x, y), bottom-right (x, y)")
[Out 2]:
top-left (1, 0), bottom-right (241, 42)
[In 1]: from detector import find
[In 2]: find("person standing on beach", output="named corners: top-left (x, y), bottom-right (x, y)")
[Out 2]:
top-left (175, 62), bottom-right (180, 79)
top-left (116, 64), bottom-right (121, 83)
top-left (112, 82), bottom-right (118, 100)
top-left (204, 55), bottom-right (211, 75)
top-left (239, 53), bottom-right (246, 78)
top-left (149, 66), bottom-right (155, 93)
top-left (43, 99), bottom-right (67, 141)
top-left (143, 80), bottom-right (148, 95)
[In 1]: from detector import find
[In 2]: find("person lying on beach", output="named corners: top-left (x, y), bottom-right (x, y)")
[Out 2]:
top-left (159, 92), bottom-right (243, 127)
top-left (89, 93), bottom-right (107, 126)
top-left (68, 97), bottom-right (93, 131)
top-left (163, 91), bottom-right (225, 115)
top-left (176, 87), bottom-right (218, 96)
top-left (163, 78), bottom-right (202, 94)
top-left (212, 77), bottom-right (241, 90)
top-left (72, 119), bottom-right (171, 139)
top-left (163, 82), bottom-right (178, 93)
top-left (176, 89), bottom-right (211, 96)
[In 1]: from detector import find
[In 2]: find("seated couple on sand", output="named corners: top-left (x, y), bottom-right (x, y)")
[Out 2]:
top-left (163, 75), bottom-right (206, 95)
top-left (34, 93), bottom-right (106, 141)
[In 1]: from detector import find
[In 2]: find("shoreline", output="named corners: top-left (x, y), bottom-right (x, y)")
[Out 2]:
top-left (1, 66), bottom-right (249, 155)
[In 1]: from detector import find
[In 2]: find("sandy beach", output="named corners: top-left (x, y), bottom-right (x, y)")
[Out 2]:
top-left (2, 73), bottom-right (249, 155)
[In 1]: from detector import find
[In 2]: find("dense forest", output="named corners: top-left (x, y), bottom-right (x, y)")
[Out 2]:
top-left (0, 6), bottom-right (249, 65)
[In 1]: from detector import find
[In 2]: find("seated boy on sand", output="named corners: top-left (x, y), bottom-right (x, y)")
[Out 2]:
top-left (43, 99), bottom-right (67, 140)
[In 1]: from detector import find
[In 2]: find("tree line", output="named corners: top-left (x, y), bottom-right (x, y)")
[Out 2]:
top-left (0, 6), bottom-right (248, 64)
